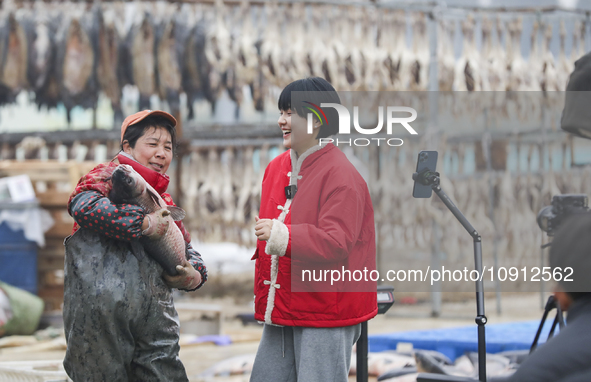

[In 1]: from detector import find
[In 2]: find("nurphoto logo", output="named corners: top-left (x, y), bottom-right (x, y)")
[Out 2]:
top-left (306, 103), bottom-right (418, 147)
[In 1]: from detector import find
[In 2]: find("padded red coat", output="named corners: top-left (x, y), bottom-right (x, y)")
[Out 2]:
top-left (252, 144), bottom-right (377, 327)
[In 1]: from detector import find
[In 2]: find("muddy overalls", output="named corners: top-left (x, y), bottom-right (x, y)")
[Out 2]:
top-left (62, 228), bottom-right (188, 382)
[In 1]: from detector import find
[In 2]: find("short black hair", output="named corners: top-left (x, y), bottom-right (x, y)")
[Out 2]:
top-left (278, 77), bottom-right (341, 139)
top-left (120, 115), bottom-right (177, 155)
top-left (549, 212), bottom-right (591, 300)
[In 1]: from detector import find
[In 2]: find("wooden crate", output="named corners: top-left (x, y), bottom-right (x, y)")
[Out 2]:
top-left (0, 160), bottom-right (99, 311)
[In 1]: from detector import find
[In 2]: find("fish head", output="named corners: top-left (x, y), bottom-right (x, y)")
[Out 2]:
top-left (414, 351), bottom-right (446, 374)
top-left (109, 164), bottom-right (146, 203)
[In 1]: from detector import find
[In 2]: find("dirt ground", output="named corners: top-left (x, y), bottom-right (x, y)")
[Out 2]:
top-left (0, 292), bottom-right (547, 381)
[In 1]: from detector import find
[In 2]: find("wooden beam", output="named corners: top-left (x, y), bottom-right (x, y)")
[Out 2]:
top-left (0, 130), bottom-right (120, 145)
top-left (2, 0), bottom-right (589, 13)
top-left (0, 125), bottom-right (279, 145)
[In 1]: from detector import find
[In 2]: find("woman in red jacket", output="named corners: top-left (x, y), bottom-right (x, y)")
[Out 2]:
top-left (63, 110), bottom-right (206, 382)
top-left (252, 78), bottom-right (377, 381)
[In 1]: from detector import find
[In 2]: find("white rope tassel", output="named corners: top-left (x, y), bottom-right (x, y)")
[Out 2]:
top-left (277, 205), bottom-right (290, 221)
top-left (287, 171), bottom-right (302, 181)
top-left (263, 280), bottom-right (281, 289)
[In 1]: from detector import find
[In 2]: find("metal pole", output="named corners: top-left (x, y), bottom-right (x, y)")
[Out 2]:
top-left (586, 13), bottom-right (591, 53)
top-left (432, 184), bottom-right (487, 382)
top-left (474, 239), bottom-right (487, 382)
top-left (540, 236), bottom-right (546, 309)
top-left (483, 109), bottom-right (502, 315)
top-left (427, 5), bottom-right (441, 319)
top-left (539, 15), bottom-right (547, 308)
top-left (431, 220), bottom-right (442, 317)
top-left (356, 321), bottom-right (369, 382)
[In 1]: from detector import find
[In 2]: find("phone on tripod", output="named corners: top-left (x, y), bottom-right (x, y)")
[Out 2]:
top-left (412, 151), bottom-right (438, 198)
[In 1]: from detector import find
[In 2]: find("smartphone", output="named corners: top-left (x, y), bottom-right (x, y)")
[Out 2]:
top-left (412, 151), bottom-right (438, 198)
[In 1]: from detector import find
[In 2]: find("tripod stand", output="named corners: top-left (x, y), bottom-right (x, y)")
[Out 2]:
top-left (530, 295), bottom-right (565, 353)
top-left (413, 166), bottom-right (487, 382)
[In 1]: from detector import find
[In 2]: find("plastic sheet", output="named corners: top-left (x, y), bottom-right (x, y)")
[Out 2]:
top-left (0, 202), bottom-right (54, 247)
top-left (0, 287), bottom-right (12, 329)
top-left (0, 281), bottom-right (44, 336)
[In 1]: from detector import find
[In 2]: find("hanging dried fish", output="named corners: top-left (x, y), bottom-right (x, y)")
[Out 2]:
top-left (539, 23), bottom-right (560, 92)
top-left (25, 4), bottom-right (60, 110)
top-left (379, 10), bottom-right (402, 90)
top-left (363, 13), bottom-right (389, 91)
top-left (453, 15), bottom-right (480, 92)
top-left (436, 17), bottom-right (455, 116)
top-left (558, 19), bottom-right (573, 90)
top-left (155, 12), bottom-right (186, 114)
top-left (234, 146), bottom-right (254, 225)
top-left (528, 20), bottom-right (542, 83)
top-left (193, 16), bottom-right (221, 113)
top-left (0, 11), bottom-right (29, 104)
top-left (480, 17), bottom-right (493, 92)
top-left (489, 17), bottom-right (508, 92)
top-left (203, 3), bottom-right (232, 109)
top-left (251, 39), bottom-right (269, 112)
top-left (96, 6), bottom-right (125, 123)
top-left (234, 4), bottom-right (261, 85)
top-left (126, 11), bottom-right (157, 110)
top-left (55, 7), bottom-right (99, 124)
top-left (409, 13), bottom-right (429, 91)
top-left (578, 19), bottom-right (587, 57)
top-left (342, 9), bottom-right (365, 90)
top-left (220, 147), bottom-right (235, 223)
top-left (182, 6), bottom-right (206, 120)
top-left (373, 11), bottom-right (395, 90)
top-left (528, 20), bottom-right (556, 97)
top-left (223, 2), bottom-right (255, 115)
top-left (437, 18), bottom-right (455, 92)
top-left (284, 3), bottom-right (310, 82)
top-left (394, 12), bottom-right (416, 91)
top-left (522, 21), bottom-right (543, 121)
top-left (258, 3), bottom-right (282, 87)
top-left (570, 19), bottom-right (585, 64)
top-left (506, 18), bottom-right (536, 91)
top-left (199, 147), bottom-right (223, 220)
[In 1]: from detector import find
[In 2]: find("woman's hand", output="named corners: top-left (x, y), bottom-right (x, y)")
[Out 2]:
top-left (163, 259), bottom-right (202, 290)
top-left (254, 216), bottom-right (273, 241)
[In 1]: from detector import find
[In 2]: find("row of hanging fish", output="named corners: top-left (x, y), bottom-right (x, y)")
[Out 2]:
top-left (1, 4), bottom-right (106, 121)
top-left (0, 1), bottom-right (258, 122)
top-left (0, 2), bottom-right (588, 124)
top-left (452, 16), bottom-right (588, 93)
top-left (438, 15), bottom-right (585, 124)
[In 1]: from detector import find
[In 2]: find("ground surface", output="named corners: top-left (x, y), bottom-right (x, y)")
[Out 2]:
top-left (0, 293), bottom-right (547, 381)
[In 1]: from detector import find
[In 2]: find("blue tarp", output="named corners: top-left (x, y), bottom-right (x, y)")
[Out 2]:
top-left (369, 319), bottom-right (558, 361)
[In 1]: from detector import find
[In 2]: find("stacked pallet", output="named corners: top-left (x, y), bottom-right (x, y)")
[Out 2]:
top-left (0, 160), bottom-right (97, 311)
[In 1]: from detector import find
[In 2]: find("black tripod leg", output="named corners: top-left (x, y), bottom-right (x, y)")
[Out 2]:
top-left (477, 321), bottom-right (487, 382)
top-left (356, 321), bottom-right (368, 382)
top-left (548, 314), bottom-right (559, 340)
top-left (531, 296), bottom-right (556, 353)
top-left (556, 302), bottom-right (565, 329)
